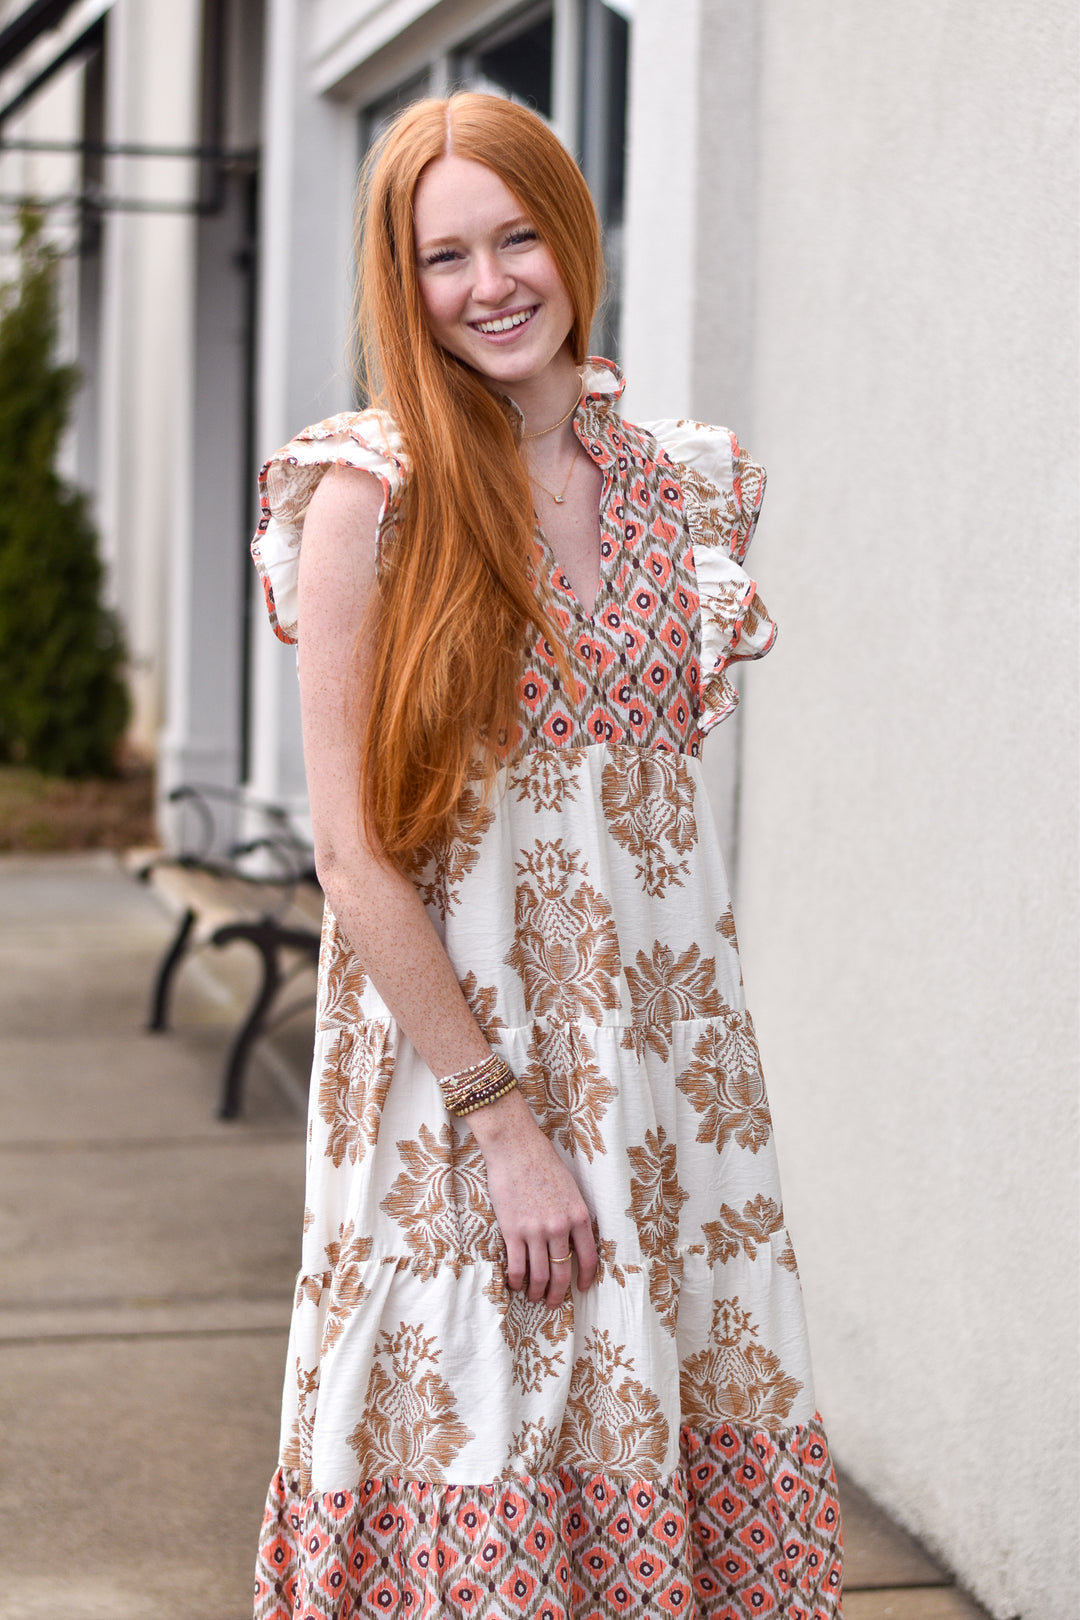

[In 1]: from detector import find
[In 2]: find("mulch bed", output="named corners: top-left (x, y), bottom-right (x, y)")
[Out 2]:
top-left (0, 764), bottom-right (156, 852)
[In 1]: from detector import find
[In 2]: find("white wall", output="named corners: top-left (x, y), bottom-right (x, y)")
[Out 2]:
top-left (622, 0), bottom-right (764, 870)
top-left (724, 5), bottom-right (1076, 1618)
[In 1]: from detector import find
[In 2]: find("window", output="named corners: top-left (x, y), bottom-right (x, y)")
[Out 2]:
top-left (455, 5), bottom-right (554, 119)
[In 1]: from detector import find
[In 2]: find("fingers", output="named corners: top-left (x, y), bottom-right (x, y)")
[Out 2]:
top-left (571, 1215), bottom-right (599, 1292)
top-left (505, 1236), bottom-right (528, 1294)
top-left (544, 1246), bottom-right (574, 1309)
top-left (526, 1236), bottom-right (551, 1303)
top-left (523, 1236), bottom-right (577, 1307)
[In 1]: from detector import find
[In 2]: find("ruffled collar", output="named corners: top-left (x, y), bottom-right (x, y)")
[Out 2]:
top-left (579, 355), bottom-right (625, 407)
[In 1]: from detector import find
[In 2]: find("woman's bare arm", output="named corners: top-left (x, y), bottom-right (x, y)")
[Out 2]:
top-left (297, 463), bottom-right (597, 1305)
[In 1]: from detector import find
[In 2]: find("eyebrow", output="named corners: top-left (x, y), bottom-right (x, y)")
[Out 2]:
top-left (415, 215), bottom-right (534, 251)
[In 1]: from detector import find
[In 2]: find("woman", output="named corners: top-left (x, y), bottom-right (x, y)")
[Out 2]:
top-left (251, 92), bottom-right (842, 1620)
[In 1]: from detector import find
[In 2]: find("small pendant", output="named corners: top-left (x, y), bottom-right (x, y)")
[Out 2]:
top-left (553, 495), bottom-right (565, 504)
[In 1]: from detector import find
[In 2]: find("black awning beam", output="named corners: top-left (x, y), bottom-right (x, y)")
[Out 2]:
top-left (0, 191), bottom-right (215, 215)
top-left (0, 0), bottom-right (80, 76)
top-left (0, 137), bottom-right (258, 161)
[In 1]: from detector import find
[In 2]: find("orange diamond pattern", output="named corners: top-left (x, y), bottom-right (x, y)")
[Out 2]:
top-left (254, 1417), bottom-right (841, 1619)
top-left (506, 412), bottom-right (705, 763)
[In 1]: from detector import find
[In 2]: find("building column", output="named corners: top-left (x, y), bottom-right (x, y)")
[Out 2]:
top-left (158, 0), bottom-right (264, 825)
top-left (246, 0), bottom-right (358, 825)
top-left (97, 0), bottom-right (203, 758)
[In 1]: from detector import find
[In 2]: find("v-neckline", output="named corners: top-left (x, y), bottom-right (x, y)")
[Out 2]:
top-left (534, 522), bottom-right (602, 620)
top-left (532, 455), bottom-right (611, 623)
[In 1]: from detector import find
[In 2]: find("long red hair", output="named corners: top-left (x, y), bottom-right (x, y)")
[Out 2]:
top-left (353, 93), bottom-right (603, 867)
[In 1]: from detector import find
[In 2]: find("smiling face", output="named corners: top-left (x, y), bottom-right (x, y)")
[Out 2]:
top-left (412, 154), bottom-right (577, 392)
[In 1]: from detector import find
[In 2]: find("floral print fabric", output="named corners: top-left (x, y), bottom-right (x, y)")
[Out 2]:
top-left (250, 361), bottom-right (841, 1617)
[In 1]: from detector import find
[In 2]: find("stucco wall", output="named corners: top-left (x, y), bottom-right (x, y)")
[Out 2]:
top-left (725, 5), bottom-right (1077, 1618)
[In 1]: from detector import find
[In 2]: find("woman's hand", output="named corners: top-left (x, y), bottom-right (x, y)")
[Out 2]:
top-left (469, 1087), bottom-right (599, 1309)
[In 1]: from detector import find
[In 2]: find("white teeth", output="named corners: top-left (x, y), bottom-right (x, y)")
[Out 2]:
top-left (475, 308), bottom-right (533, 334)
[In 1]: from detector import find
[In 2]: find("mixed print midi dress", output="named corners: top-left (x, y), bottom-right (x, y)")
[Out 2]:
top-left (250, 360), bottom-right (842, 1620)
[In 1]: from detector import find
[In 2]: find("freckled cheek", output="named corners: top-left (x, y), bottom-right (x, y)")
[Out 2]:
top-left (417, 285), bottom-right (462, 341)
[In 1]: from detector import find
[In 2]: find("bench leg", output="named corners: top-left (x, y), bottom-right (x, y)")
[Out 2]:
top-left (216, 924), bottom-right (281, 1121)
top-left (148, 908), bottom-right (197, 1033)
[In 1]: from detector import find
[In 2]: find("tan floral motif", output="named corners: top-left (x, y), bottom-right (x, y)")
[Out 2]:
top-left (281, 1358), bottom-right (320, 1496)
top-left (322, 1222), bottom-right (373, 1355)
top-left (680, 1297), bottom-right (802, 1428)
top-left (317, 910), bottom-right (367, 1029)
top-left (779, 1238), bottom-right (800, 1275)
top-left (702, 668), bottom-right (738, 719)
top-left (716, 905), bottom-right (744, 987)
top-left (676, 1010), bottom-right (772, 1153)
top-left (349, 1322), bottom-right (474, 1480)
top-left (318, 1021), bottom-right (395, 1168)
top-left (625, 1125), bottom-right (689, 1334)
top-left (554, 1329), bottom-right (669, 1477)
top-left (459, 972), bottom-right (505, 1043)
top-left (677, 458), bottom-right (743, 553)
top-left (510, 747), bottom-right (584, 813)
top-left (487, 1281), bottom-right (573, 1393)
top-left (702, 575), bottom-right (752, 643)
top-left (505, 841), bottom-right (621, 1022)
top-left (380, 1122), bottom-right (501, 1278)
top-left (739, 591), bottom-right (766, 642)
top-left (269, 461), bottom-right (324, 527)
top-left (600, 749), bottom-right (697, 897)
top-left (503, 1416), bottom-right (560, 1476)
top-left (295, 1272), bottom-right (325, 1309)
top-left (716, 904), bottom-right (739, 951)
top-left (594, 1237), bottom-right (635, 1288)
top-left (409, 776), bottom-right (494, 919)
top-left (701, 1195), bottom-right (785, 1266)
top-left (673, 436), bottom-right (764, 563)
top-left (622, 941), bottom-right (724, 1060)
top-left (519, 1023), bottom-right (615, 1160)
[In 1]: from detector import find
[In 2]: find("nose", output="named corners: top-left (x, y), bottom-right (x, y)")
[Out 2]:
top-left (471, 249), bottom-right (515, 305)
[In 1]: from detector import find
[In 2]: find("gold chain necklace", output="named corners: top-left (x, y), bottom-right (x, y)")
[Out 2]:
top-left (522, 382), bottom-right (584, 441)
top-left (529, 447), bottom-right (581, 505)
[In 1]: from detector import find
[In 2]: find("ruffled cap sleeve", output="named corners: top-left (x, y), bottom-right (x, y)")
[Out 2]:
top-left (642, 418), bottom-right (776, 733)
top-left (251, 408), bottom-right (407, 645)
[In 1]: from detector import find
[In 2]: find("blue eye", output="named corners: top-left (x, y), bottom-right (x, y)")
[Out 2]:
top-left (422, 247), bottom-right (459, 266)
top-left (505, 228), bottom-right (538, 247)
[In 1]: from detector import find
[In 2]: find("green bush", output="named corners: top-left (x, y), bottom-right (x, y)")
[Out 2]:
top-left (0, 211), bottom-right (129, 777)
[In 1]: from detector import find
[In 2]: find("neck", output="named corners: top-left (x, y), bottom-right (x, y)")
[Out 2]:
top-left (500, 355), bottom-right (583, 438)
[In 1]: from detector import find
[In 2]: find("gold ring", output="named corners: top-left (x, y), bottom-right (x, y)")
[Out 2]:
top-left (549, 1253), bottom-right (573, 1265)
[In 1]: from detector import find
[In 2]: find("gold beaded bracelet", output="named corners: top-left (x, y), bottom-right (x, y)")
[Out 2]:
top-left (440, 1051), bottom-right (518, 1116)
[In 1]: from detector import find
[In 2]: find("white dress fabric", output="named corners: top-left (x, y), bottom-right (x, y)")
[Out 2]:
top-left (250, 361), bottom-right (842, 1620)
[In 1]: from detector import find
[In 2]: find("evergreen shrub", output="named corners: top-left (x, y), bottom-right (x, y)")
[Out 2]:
top-left (0, 211), bottom-right (129, 777)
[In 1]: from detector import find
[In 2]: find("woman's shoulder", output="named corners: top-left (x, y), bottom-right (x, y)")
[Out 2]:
top-left (252, 407), bottom-right (408, 646)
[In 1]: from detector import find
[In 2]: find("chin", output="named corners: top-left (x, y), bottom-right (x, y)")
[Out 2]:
top-left (470, 349), bottom-right (556, 386)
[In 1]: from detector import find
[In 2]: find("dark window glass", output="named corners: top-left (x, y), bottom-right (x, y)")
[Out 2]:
top-left (474, 15), bottom-right (553, 117)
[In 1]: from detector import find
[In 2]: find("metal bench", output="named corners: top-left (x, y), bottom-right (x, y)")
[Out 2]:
top-left (137, 785), bottom-right (323, 1119)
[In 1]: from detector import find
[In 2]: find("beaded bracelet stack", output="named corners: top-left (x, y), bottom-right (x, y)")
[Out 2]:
top-left (440, 1050), bottom-right (518, 1116)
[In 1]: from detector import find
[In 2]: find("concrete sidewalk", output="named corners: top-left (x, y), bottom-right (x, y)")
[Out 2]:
top-left (0, 853), bottom-right (989, 1619)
